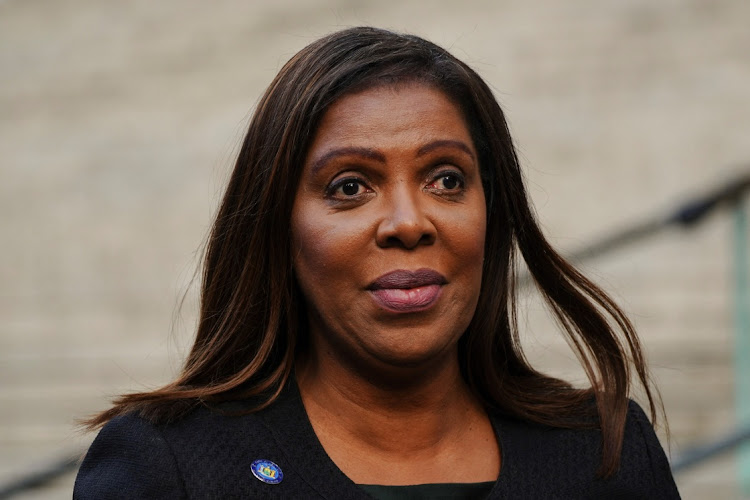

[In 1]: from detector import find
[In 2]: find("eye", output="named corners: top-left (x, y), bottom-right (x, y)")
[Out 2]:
top-left (427, 171), bottom-right (464, 192)
top-left (340, 180), bottom-right (362, 196)
top-left (327, 177), bottom-right (371, 199)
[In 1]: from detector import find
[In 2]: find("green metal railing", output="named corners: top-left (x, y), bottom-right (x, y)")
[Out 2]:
top-left (668, 197), bottom-right (750, 494)
top-left (568, 173), bottom-right (750, 492)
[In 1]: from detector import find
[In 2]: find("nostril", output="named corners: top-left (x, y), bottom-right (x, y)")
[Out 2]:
top-left (384, 235), bottom-right (403, 248)
top-left (380, 230), bottom-right (435, 249)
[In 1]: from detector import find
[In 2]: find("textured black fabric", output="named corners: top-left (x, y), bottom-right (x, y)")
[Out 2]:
top-left (74, 381), bottom-right (681, 499)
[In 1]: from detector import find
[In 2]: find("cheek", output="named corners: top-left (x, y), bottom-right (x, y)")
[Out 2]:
top-left (291, 210), bottom-right (364, 297)
top-left (450, 199), bottom-right (487, 269)
top-left (454, 213), bottom-right (486, 321)
top-left (456, 208), bottom-right (487, 309)
top-left (464, 223), bottom-right (487, 289)
top-left (462, 207), bottom-right (486, 253)
top-left (292, 214), bottom-right (328, 294)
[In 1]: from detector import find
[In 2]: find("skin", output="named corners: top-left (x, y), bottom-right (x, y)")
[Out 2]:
top-left (292, 84), bottom-right (500, 485)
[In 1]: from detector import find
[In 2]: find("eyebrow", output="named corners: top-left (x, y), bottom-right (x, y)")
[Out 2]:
top-left (416, 140), bottom-right (475, 160)
top-left (309, 140), bottom-right (475, 175)
top-left (310, 147), bottom-right (386, 174)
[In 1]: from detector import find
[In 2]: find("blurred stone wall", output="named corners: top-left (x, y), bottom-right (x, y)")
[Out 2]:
top-left (1, 0), bottom-right (749, 498)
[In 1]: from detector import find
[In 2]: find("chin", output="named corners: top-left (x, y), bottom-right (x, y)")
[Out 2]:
top-left (364, 340), bottom-right (457, 371)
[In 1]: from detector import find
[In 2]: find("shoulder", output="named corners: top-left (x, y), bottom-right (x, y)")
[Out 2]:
top-left (74, 389), bottom-right (322, 499)
top-left (617, 400), bottom-right (680, 496)
top-left (74, 403), bottom-right (274, 499)
top-left (490, 400), bottom-right (680, 498)
top-left (74, 412), bottom-right (187, 499)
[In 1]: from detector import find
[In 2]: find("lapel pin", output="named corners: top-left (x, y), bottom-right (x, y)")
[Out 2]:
top-left (251, 459), bottom-right (284, 484)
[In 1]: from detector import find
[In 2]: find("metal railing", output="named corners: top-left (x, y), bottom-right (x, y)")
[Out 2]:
top-left (0, 454), bottom-right (79, 499)
top-left (672, 426), bottom-right (750, 473)
top-left (568, 172), bottom-right (750, 492)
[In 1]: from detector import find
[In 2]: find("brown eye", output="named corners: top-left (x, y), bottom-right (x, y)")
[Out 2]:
top-left (327, 176), bottom-right (371, 200)
top-left (429, 172), bottom-right (464, 191)
top-left (441, 175), bottom-right (459, 190)
top-left (341, 181), bottom-right (360, 196)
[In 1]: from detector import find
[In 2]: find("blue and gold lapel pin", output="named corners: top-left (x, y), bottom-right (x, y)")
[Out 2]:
top-left (251, 459), bottom-right (283, 484)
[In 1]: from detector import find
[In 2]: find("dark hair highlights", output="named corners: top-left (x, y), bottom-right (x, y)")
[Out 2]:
top-left (86, 27), bottom-right (660, 477)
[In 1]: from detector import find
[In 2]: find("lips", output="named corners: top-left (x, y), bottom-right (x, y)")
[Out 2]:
top-left (367, 269), bottom-right (446, 313)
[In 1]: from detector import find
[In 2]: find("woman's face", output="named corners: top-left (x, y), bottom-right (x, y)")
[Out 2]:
top-left (291, 84), bottom-right (486, 373)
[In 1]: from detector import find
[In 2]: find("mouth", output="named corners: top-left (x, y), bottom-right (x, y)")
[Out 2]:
top-left (367, 269), bottom-right (446, 313)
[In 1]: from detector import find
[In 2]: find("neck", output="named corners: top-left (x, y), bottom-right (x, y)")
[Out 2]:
top-left (295, 345), bottom-right (500, 485)
top-left (296, 348), bottom-right (480, 455)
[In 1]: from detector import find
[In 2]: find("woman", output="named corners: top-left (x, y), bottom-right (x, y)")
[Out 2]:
top-left (75, 27), bottom-right (680, 498)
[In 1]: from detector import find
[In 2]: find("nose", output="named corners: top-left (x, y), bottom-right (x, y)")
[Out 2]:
top-left (375, 189), bottom-right (437, 249)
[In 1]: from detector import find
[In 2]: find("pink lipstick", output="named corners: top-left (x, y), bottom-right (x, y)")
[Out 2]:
top-left (367, 269), bottom-right (446, 313)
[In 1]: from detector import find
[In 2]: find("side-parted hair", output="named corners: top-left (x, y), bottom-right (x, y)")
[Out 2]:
top-left (87, 27), bottom-right (659, 477)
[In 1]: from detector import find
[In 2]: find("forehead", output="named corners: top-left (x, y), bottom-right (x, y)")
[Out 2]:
top-left (307, 84), bottom-right (476, 157)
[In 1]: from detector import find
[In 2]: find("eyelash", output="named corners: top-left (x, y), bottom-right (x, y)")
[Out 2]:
top-left (327, 176), bottom-right (371, 199)
top-left (325, 169), bottom-right (466, 200)
top-left (427, 170), bottom-right (465, 192)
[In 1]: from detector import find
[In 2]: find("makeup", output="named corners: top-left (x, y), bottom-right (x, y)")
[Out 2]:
top-left (367, 269), bottom-right (446, 313)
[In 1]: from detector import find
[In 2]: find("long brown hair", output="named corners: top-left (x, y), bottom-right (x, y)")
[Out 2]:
top-left (87, 27), bottom-right (660, 477)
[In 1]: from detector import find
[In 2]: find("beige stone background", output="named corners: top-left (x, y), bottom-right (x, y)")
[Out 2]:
top-left (2, 0), bottom-right (750, 498)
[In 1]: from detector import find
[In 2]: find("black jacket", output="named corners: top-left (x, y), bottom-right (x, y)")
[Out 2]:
top-left (74, 382), bottom-right (680, 499)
